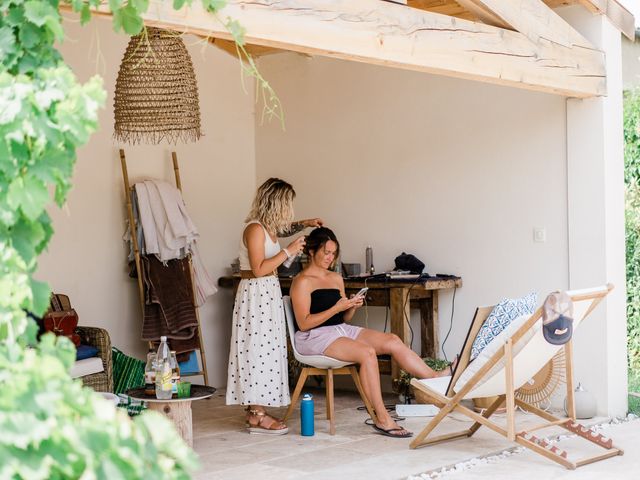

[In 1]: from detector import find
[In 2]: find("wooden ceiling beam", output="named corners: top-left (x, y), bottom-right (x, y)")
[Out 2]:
top-left (576, 0), bottom-right (635, 40)
top-left (210, 38), bottom-right (285, 59)
top-left (408, 0), bottom-right (634, 40)
top-left (451, 0), bottom-right (511, 29)
top-left (462, 0), bottom-right (594, 48)
top-left (84, 0), bottom-right (606, 98)
top-left (406, 0), bottom-right (473, 20)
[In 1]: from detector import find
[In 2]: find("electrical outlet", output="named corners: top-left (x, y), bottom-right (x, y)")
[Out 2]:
top-left (533, 227), bottom-right (546, 243)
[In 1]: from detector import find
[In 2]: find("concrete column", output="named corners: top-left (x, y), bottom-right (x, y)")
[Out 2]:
top-left (564, 8), bottom-right (628, 416)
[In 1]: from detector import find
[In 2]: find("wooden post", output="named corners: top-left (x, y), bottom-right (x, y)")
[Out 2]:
top-left (326, 369), bottom-right (335, 435)
top-left (419, 294), bottom-right (439, 358)
top-left (119, 149), bottom-right (145, 317)
top-left (505, 338), bottom-right (516, 441)
top-left (148, 401), bottom-right (193, 447)
top-left (120, 149), bottom-right (210, 386)
top-left (564, 340), bottom-right (576, 420)
top-left (390, 287), bottom-right (411, 389)
top-left (171, 152), bottom-right (209, 387)
top-left (171, 151), bottom-right (182, 191)
top-left (283, 368), bottom-right (309, 422)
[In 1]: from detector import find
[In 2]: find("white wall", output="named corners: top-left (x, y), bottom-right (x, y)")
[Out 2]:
top-left (623, 35), bottom-right (640, 89)
top-left (255, 54), bottom-right (570, 366)
top-left (37, 17), bottom-right (256, 387)
top-left (560, 6), bottom-right (629, 417)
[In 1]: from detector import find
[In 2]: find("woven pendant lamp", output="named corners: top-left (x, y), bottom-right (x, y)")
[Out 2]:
top-left (114, 27), bottom-right (202, 144)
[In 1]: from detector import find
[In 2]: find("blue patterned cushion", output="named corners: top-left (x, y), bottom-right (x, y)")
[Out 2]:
top-left (470, 292), bottom-right (538, 361)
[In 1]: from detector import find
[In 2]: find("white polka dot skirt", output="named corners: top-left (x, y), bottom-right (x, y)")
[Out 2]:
top-left (226, 277), bottom-right (290, 407)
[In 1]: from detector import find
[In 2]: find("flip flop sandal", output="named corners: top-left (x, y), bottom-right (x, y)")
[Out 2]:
top-left (372, 424), bottom-right (413, 438)
top-left (246, 410), bottom-right (289, 435)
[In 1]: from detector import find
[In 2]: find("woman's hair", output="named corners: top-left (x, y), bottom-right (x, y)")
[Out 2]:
top-left (304, 227), bottom-right (340, 268)
top-left (246, 178), bottom-right (296, 235)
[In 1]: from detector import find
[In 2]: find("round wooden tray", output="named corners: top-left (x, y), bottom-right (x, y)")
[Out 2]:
top-left (126, 385), bottom-right (216, 403)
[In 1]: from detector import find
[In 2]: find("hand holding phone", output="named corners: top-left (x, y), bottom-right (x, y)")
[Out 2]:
top-left (354, 287), bottom-right (368, 299)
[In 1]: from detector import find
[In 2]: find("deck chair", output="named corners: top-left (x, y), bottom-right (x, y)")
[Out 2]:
top-left (410, 284), bottom-right (623, 470)
top-left (281, 296), bottom-right (377, 435)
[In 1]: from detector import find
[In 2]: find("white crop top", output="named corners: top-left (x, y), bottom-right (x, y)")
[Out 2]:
top-left (239, 221), bottom-right (281, 270)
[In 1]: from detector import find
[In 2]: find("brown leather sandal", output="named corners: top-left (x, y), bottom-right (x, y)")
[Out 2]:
top-left (245, 408), bottom-right (289, 435)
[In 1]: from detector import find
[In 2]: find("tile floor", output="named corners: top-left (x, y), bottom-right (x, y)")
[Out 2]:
top-left (190, 388), bottom-right (638, 480)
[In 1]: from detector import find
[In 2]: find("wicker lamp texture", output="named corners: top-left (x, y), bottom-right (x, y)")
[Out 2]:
top-left (114, 27), bottom-right (202, 145)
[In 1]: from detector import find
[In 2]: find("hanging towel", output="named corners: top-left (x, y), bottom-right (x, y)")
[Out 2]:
top-left (141, 255), bottom-right (199, 352)
top-left (130, 179), bottom-right (217, 304)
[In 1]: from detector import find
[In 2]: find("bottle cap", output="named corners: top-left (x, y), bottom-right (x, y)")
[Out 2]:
top-left (160, 335), bottom-right (167, 341)
top-left (302, 393), bottom-right (313, 400)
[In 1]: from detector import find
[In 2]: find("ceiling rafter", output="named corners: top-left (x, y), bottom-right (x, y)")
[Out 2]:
top-left (576, 0), bottom-right (635, 40)
top-left (78, 0), bottom-right (606, 98)
top-left (209, 38), bottom-right (285, 59)
top-left (456, 0), bottom-right (594, 48)
top-left (407, 0), bottom-right (635, 40)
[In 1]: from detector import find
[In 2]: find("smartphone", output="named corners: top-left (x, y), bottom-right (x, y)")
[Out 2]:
top-left (354, 287), bottom-right (369, 299)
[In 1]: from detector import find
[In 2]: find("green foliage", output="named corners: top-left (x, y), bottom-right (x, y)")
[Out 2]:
top-left (0, 336), bottom-right (198, 479)
top-left (0, 0), bottom-right (252, 478)
top-left (624, 88), bottom-right (640, 372)
top-left (397, 357), bottom-right (451, 395)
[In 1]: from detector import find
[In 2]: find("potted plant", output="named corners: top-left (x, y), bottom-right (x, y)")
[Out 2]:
top-left (397, 357), bottom-right (451, 403)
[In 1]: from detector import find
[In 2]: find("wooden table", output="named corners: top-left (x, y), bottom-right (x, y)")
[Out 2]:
top-left (127, 385), bottom-right (216, 447)
top-left (218, 274), bottom-right (461, 389)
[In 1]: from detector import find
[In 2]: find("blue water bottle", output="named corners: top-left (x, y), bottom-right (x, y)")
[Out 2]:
top-left (300, 393), bottom-right (314, 436)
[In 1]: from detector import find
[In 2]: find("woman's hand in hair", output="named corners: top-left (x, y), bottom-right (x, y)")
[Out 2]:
top-left (286, 236), bottom-right (306, 256)
top-left (300, 218), bottom-right (324, 228)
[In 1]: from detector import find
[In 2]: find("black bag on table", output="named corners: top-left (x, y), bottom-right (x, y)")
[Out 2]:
top-left (394, 252), bottom-right (425, 274)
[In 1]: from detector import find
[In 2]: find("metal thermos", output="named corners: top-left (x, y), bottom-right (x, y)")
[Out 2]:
top-left (365, 246), bottom-right (375, 275)
top-left (300, 393), bottom-right (314, 436)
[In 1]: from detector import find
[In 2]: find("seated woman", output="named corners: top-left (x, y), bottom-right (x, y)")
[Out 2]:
top-left (290, 227), bottom-right (453, 438)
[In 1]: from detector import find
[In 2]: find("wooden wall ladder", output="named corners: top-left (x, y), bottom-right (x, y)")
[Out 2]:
top-left (119, 148), bottom-right (209, 386)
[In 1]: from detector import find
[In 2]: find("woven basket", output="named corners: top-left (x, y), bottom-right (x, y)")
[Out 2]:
top-left (76, 326), bottom-right (113, 393)
top-left (114, 27), bottom-right (202, 145)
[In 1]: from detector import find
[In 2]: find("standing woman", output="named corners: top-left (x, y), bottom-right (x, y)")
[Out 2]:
top-left (226, 178), bottom-right (322, 434)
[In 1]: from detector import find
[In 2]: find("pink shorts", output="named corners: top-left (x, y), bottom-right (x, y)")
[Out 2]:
top-left (294, 323), bottom-right (364, 356)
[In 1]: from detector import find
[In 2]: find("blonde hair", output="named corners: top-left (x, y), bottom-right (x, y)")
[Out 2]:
top-left (246, 178), bottom-right (296, 235)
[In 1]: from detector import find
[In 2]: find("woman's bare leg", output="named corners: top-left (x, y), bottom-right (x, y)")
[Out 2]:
top-left (324, 337), bottom-right (409, 435)
top-left (355, 329), bottom-right (451, 379)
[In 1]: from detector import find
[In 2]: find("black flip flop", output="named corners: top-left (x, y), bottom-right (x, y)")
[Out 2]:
top-left (372, 424), bottom-right (413, 438)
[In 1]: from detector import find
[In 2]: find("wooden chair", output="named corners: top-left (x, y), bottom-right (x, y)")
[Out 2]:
top-left (282, 296), bottom-right (377, 434)
top-left (410, 284), bottom-right (624, 470)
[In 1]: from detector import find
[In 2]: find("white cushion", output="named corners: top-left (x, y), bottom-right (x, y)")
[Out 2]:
top-left (455, 313), bottom-right (538, 393)
top-left (414, 375), bottom-right (451, 396)
top-left (470, 292), bottom-right (537, 361)
top-left (70, 357), bottom-right (104, 378)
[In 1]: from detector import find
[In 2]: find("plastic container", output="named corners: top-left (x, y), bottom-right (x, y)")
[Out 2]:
top-left (283, 251), bottom-right (299, 269)
top-left (300, 393), bottom-right (314, 436)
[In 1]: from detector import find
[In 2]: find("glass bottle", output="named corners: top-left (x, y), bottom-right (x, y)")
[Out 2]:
top-left (155, 336), bottom-right (172, 400)
top-left (170, 350), bottom-right (180, 397)
top-left (144, 348), bottom-right (157, 396)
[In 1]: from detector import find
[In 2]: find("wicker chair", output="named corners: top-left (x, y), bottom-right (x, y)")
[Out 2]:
top-left (76, 326), bottom-right (113, 393)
